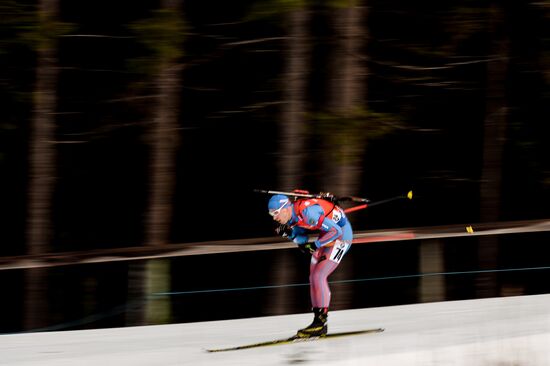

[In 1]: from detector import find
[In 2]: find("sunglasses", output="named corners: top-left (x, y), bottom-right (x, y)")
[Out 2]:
top-left (268, 200), bottom-right (289, 217)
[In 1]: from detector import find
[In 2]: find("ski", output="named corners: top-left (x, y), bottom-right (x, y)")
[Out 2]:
top-left (206, 328), bottom-right (384, 352)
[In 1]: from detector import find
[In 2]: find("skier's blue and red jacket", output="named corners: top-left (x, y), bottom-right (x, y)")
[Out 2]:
top-left (287, 198), bottom-right (353, 249)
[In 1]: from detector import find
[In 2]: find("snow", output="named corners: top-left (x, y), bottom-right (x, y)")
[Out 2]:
top-left (1, 294), bottom-right (549, 366)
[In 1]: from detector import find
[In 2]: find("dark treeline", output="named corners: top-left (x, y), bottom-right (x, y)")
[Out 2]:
top-left (1, 0), bottom-right (550, 332)
top-left (1, 0), bottom-right (548, 254)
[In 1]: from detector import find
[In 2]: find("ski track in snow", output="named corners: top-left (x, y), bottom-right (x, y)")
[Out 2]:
top-left (1, 294), bottom-right (550, 366)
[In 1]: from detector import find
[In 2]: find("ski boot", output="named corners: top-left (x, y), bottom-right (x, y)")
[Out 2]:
top-left (296, 307), bottom-right (328, 338)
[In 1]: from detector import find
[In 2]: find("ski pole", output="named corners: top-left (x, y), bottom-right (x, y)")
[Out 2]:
top-left (344, 191), bottom-right (413, 214)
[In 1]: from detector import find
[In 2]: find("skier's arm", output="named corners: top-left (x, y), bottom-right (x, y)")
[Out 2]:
top-left (290, 226), bottom-right (309, 244)
top-left (302, 205), bottom-right (343, 248)
top-left (275, 224), bottom-right (310, 246)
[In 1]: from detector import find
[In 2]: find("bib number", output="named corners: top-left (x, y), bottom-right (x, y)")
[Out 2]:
top-left (329, 241), bottom-right (350, 263)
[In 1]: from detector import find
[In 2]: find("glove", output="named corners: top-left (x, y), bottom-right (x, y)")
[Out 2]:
top-left (275, 224), bottom-right (293, 238)
top-left (298, 242), bottom-right (317, 255)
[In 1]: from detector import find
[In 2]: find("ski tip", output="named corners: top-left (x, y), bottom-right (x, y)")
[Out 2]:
top-left (361, 327), bottom-right (385, 333)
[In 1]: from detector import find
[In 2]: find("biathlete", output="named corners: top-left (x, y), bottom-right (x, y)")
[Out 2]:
top-left (267, 194), bottom-right (353, 338)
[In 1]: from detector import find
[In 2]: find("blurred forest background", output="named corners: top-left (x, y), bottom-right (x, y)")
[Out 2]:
top-left (1, 0), bottom-right (550, 333)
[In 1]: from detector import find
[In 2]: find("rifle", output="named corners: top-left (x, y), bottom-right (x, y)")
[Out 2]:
top-left (254, 189), bottom-right (413, 213)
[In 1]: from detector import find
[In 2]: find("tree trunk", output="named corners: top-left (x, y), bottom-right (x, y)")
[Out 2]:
top-left (324, 2), bottom-right (368, 197)
top-left (24, 0), bottom-right (59, 331)
top-left (477, 2), bottom-right (509, 298)
top-left (324, 1), bottom-right (368, 310)
top-left (129, 0), bottom-right (183, 327)
top-left (145, 61), bottom-right (181, 247)
top-left (143, 46), bottom-right (181, 325)
top-left (278, 9), bottom-right (309, 191)
top-left (420, 239), bottom-right (445, 302)
top-left (269, 8), bottom-right (310, 316)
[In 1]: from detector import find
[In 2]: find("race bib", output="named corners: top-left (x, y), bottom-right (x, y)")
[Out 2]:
top-left (329, 241), bottom-right (350, 263)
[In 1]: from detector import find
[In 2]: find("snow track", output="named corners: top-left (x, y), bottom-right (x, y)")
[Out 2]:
top-left (2, 294), bottom-right (549, 365)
